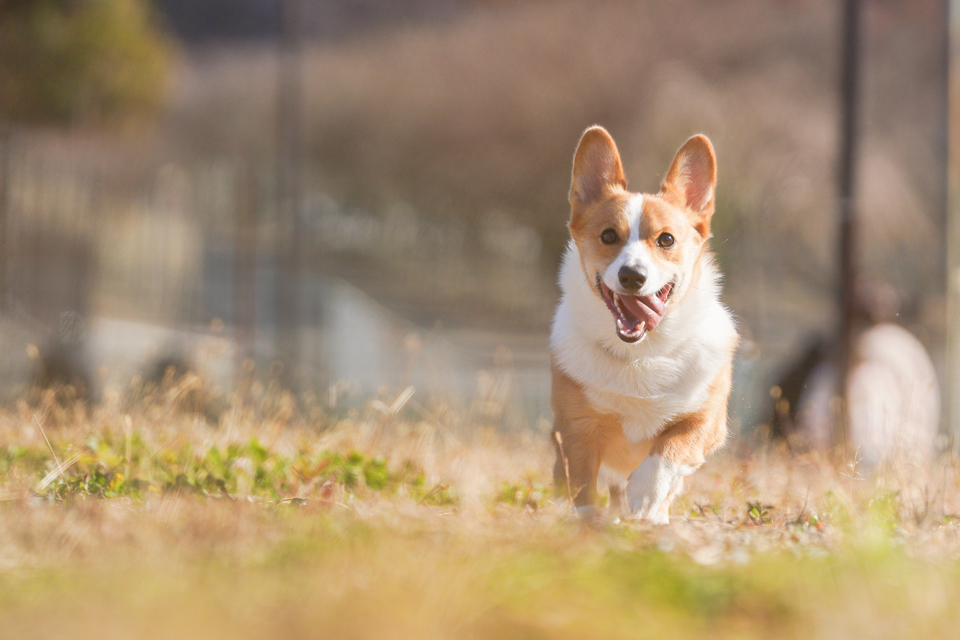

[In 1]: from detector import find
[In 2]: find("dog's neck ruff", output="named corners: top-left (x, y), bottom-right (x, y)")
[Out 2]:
top-left (550, 241), bottom-right (736, 441)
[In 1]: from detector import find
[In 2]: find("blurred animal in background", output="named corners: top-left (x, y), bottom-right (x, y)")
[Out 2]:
top-left (770, 282), bottom-right (940, 466)
top-left (551, 126), bottom-right (737, 524)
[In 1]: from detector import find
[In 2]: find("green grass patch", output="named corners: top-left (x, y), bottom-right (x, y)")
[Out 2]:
top-left (5, 434), bottom-right (452, 505)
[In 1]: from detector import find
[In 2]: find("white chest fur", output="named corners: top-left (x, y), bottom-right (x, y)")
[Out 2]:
top-left (550, 242), bottom-right (735, 443)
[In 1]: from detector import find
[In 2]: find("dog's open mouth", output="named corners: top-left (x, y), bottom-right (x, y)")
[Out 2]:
top-left (597, 277), bottom-right (673, 343)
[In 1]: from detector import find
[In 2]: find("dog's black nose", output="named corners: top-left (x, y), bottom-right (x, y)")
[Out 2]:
top-left (618, 266), bottom-right (647, 292)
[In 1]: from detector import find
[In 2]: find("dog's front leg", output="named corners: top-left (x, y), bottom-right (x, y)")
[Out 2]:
top-left (553, 421), bottom-right (601, 520)
top-left (626, 454), bottom-right (698, 524)
top-left (625, 410), bottom-right (726, 524)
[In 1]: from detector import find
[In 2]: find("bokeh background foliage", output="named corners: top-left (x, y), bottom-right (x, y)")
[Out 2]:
top-left (0, 0), bottom-right (173, 125)
top-left (0, 0), bottom-right (947, 434)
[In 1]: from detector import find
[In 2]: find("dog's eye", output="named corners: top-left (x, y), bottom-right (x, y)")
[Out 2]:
top-left (600, 228), bottom-right (619, 245)
top-left (657, 232), bottom-right (675, 248)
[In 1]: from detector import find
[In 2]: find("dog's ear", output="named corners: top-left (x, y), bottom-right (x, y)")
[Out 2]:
top-left (660, 135), bottom-right (716, 238)
top-left (570, 126), bottom-right (627, 206)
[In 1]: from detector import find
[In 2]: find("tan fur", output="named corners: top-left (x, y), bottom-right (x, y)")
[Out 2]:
top-left (650, 352), bottom-right (735, 464)
top-left (570, 190), bottom-right (633, 280)
top-left (551, 361), bottom-right (650, 508)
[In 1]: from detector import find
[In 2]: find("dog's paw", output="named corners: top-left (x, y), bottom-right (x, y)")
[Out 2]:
top-left (555, 500), bottom-right (603, 523)
top-left (626, 454), bottom-right (698, 525)
top-left (575, 504), bottom-right (601, 522)
top-left (626, 455), bottom-right (668, 515)
top-left (625, 507), bottom-right (670, 525)
top-left (644, 510), bottom-right (670, 526)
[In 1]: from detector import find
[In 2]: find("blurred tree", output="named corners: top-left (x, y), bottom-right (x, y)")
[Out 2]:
top-left (0, 0), bottom-right (174, 126)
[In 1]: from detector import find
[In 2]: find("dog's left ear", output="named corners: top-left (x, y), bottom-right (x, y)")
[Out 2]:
top-left (660, 135), bottom-right (716, 238)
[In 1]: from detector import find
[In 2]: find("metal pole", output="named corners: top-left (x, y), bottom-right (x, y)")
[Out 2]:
top-left (837, 0), bottom-right (862, 453)
top-left (947, 0), bottom-right (960, 448)
top-left (235, 163), bottom-right (259, 381)
top-left (0, 125), bottom-right (10, 314)
top-left (275, 0), bottom-right (305, 386)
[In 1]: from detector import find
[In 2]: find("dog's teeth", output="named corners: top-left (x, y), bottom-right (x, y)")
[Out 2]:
top-left (614, 296), bottom-right (628, 322)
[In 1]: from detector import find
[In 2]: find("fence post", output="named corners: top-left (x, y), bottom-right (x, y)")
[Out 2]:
top-left (948, 0), bottom-right (960, 449)
top-left (0, 125), bottom-right (9, 314)
top-left (836, 0), bottom-right (863, 455)
top-left (275, 0), bottom-right (306, 386)
top-left (235, 163), bottom-right (259, 381)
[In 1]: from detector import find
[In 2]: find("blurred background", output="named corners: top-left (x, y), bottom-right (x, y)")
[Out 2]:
top-left (0, 0), bottom-right (948, 444)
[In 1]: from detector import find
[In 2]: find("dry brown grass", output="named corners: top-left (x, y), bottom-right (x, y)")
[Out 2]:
top-left (2, 382), bottom-right (960, 638)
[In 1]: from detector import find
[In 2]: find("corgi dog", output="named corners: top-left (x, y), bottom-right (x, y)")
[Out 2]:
top-left (550, 126), bottom-right (737, 524)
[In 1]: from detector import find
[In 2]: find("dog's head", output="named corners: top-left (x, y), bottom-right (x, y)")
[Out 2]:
top-left (568, 126), bottom-right (717, 343)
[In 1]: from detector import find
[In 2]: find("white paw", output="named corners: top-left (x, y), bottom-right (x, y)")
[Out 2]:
top-left (625, 504), bottom-right (669, 525)
top-left (645, 510), bottom-right (669, 526)
top-left (626, 455), bottom-right (669, 515)
top-left (626, 454), bottom-right (698, 524)
top-left (555, 499), bottom-right (602, 522)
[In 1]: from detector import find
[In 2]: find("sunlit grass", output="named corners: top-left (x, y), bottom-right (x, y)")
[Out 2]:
top-left (10, 433), bottom-right (448, 505)
top-left (2, 383), bottom-right (960, 638)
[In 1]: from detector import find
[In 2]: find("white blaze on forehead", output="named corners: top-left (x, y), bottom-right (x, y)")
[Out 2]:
top-left (626, 193), bottom-right (644, 242)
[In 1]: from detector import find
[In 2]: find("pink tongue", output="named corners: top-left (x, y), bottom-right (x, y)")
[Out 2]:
top-left (620, 294), bottom-right (665, 331)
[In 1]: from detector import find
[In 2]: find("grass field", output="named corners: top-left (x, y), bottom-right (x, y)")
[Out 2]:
top-left (2, 383), bottom-right (960, 639)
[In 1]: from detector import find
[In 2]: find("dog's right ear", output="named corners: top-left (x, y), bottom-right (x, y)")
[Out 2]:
top-left (570, 126), bottom-right (627, 206)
